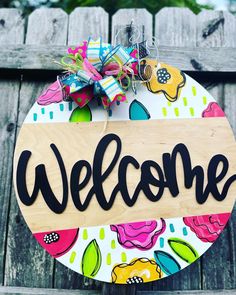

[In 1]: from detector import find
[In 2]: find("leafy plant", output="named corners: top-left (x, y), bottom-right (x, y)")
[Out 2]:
top-left (1, 0), bottom-right (214, 15)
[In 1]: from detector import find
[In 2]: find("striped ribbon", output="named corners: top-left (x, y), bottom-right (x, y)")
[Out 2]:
top-left (61, 37), bottom-right (136, 107)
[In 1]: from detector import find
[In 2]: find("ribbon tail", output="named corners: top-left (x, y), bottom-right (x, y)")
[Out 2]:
top-left (98, 76), bottom-right (126, 108)
top-left (61, 72), bottom-right (92, 94)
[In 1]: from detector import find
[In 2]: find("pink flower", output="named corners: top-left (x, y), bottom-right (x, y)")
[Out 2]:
top-left (183, 213), bottom-right (230, 243)
top-left (111, 219), bottom-right (166, 251)
top-left (202, 102), bottom-right (225, 117)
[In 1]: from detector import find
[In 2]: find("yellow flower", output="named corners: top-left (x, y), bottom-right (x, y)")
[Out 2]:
top-left (140, 59), bottom-right (186, 102)
top-left (111, 258), bottom-right (162, 284)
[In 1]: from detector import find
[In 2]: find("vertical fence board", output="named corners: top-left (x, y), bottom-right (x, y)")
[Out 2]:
top-left (152, 8), bottom-right (201, 292)
top-left (199, 10), bottom-right (236, 291)
top-left (0, 6), bottom-right (235, 293)
top-left (102, 9), bottom-right (153, 295)
top-left (26, 8), bottom-right (68, 45)
top-left (54, 6), bottom-right (108, 292)
top-left (68, 7), bottom-right (108, 45)
top-left (0, 9), bottom-right (24, 44)
top-left (112, 9), bottom-right (153, 46)
top-left (155, 7), bottom-right (196, 47)
top-left (4, 8), bottom-right (68, 288)
top-left (0, 8), bottom-right (24, 285)
top-left (196, 10), bottom-right (236, 290)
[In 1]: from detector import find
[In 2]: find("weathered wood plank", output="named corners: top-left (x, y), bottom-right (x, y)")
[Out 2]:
top-left (26, 8), bottom-right (68, 45)
top-left (0, 286), bottom-right (100, 294)
top-left (0, 286), bottom-right (235, 295)
top-left (112, 9), bottom-right (152, 46)
top-left (68, 7), bottom-right (108, 44)
top-left (155, 8), bottom-right (196, 47)
top-left (4, 8), bottom-right (68, 287)
top-left (0, 9), bottom-right (24, 44)
top-left (225, 83), bottom-right (236, 134)
top-left (137, 291), bottom-right (236, 295)
top-left (196, 10), bottom-right (236, 290)
top-left (0, 45), bottom-right (236, 72)
top-left (0, 8), bottom-right (24, 286)
top-left (196, 11), bottom-right (236, 47)
top-left (0, 78), bottom-right (21, 285)
top-left (152, 7), bottom-right (201, 292)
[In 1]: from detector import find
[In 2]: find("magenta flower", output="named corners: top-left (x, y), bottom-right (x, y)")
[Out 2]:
top-left (183, 213), bottom-right (230, 243)
top-left (111, 219), bottom-right (166, 251)
top-left (202, 102), bottom-right (225, 117)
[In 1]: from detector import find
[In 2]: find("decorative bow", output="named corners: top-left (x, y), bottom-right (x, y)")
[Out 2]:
top-left (59, 37), bottom-right (138, 109)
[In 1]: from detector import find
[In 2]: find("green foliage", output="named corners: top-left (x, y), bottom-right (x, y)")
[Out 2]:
top-left (0, 0), bottom-right (214, 15)
top-left (50, 0), bottom-right (214, 14)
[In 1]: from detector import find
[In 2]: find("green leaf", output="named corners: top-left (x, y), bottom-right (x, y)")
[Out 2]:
top-left (69, 105), bottom-right (92, 122)
top-left (168, 237), bottom-right (199, 263)
top-left (81, 239), bottom-right (102, 277)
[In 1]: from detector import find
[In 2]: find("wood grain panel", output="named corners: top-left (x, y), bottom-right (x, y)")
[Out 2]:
top-left (14, 118), bottom-right (236, 232)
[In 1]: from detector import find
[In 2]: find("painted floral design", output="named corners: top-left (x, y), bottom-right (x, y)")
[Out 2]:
top-left (140, 59), bottom-right (186, 102)
top-left (110, 219), bottom-right (166, 250)
top-left (183, 213), bottom-right (230, 243)
top-left (34, 228), bottom-right (79, 258)
top-left (202, 102), bottom-right (225, 117)
top-left (111, 258), bottom-right (162, 284)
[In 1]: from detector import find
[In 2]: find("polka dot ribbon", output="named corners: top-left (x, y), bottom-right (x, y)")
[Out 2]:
top-left (59, 37), bottom-right (139, 109)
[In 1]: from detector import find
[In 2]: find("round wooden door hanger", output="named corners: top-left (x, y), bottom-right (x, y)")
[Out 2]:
top-left (14, 59), bottom-right (236, 284)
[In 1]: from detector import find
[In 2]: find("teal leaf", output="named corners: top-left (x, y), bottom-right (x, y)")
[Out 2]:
top-left (129, 99), bottom-right (150, 120)
top-left (154, 250), bottom-right (181, 275)
top-left (168, 238), bottom-right (199, 263)
top-left (81, 239), bottom-right (102, 277)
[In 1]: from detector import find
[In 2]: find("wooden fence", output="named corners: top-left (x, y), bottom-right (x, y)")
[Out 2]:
top-left (0, 6), bottom-right (235, 295)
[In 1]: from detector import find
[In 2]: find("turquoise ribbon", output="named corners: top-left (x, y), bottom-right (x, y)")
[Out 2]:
top-left (61, 37), bottom-right (136, 105)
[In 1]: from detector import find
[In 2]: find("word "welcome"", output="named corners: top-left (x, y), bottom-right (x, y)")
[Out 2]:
top-left (16, 133), bottom-right (236, 214)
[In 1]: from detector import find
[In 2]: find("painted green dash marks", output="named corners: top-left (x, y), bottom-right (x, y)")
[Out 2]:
top-left (189, 107), bottom-right (195, 117)
top-left (111, 240), bottom-right (116, 249)
top-left (162, 107), bottom-right (167, 117)
top-left (106, 253), bottom-right (111, 265)
top-left (82, 229), bottom-right (88, 240)
top-left (192, 86), bottom-right (197, 96)
top-left (183, 97), bottom-right (188, 106)
top-left (69, 251), bottom-right (76, 264)
top-left (121, 252), bottom-right (127, 262)
top-left (203, 96), bottom-right (207, 105)
top-left (174, 108), bottom-right (179, 117)
top-left (99, 228), bottom-right (105, 240)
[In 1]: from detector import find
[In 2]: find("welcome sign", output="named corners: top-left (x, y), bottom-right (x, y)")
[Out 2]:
top-left (13, 62), bottom-right (236, 284)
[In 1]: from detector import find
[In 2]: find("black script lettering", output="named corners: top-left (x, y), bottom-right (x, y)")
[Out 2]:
top-left (16, 143), bottom-right (68, 213)
top-left (70, 160), bottom-right (92, 210)
top-left (140, 160), bottom-right (165, 201)
top-left (16, 134), bottom-right (236, 214)
top-left (85, 133), bottom-right (121, 211)
top-left (117, 155), bottom-right (141, 207)
top-left (204, 154), bottom-right (236, 203)
top-left (163, 143), bottom-right (205, 199)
